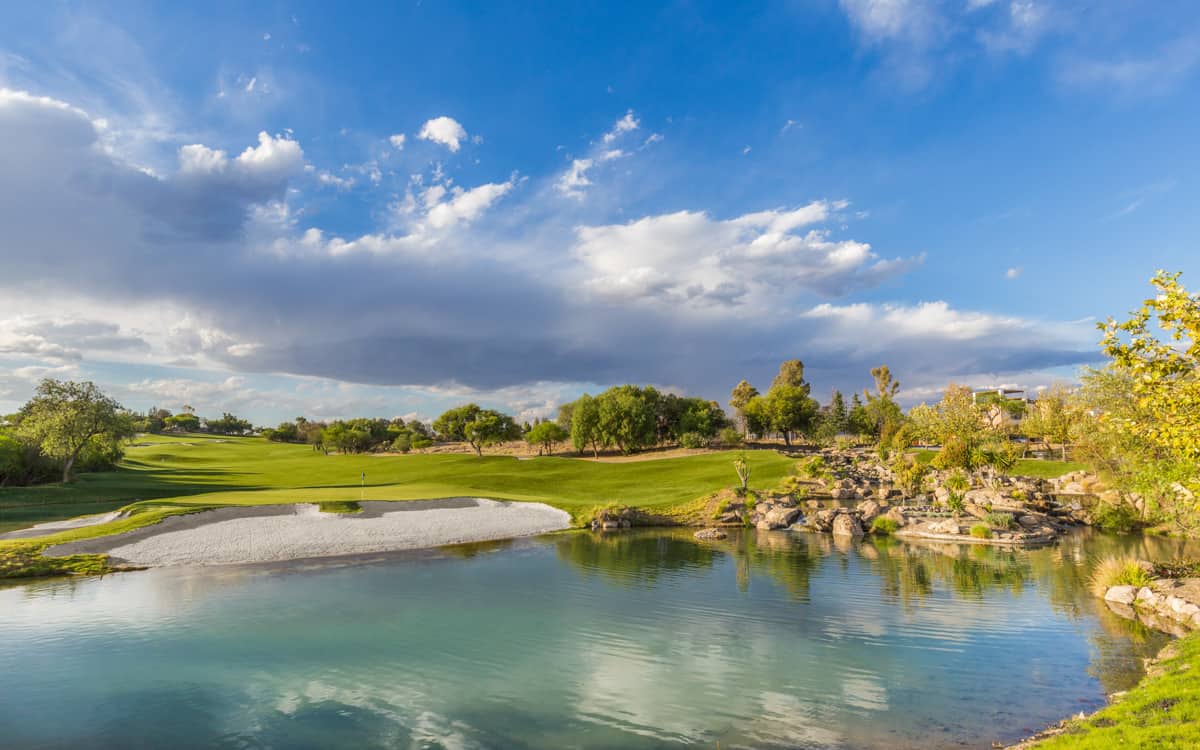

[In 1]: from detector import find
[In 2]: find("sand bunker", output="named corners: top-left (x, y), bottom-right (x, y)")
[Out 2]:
top-left (44, 499), bottom-right (570, 567)
top-left (1, 511), bottom-right (131, 540)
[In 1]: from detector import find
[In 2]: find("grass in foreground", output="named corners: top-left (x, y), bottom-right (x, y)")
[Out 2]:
top-left (1028, 630), bottom-right (1200, 749)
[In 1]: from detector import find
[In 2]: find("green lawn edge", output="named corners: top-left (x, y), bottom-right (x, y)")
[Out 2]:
top-left (1022, 630), bottom-right (1200, 749)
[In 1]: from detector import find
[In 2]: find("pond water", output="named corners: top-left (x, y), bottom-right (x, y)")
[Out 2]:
top-left (1, 528), bottom-right (1196, 749)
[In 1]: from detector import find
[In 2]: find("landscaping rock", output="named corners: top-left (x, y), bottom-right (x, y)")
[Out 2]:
top-left (694, 528), bottom-right (727, 541)
top-left (831, 514), bottom-right (863, 538)
top-left (757, 506), bottom-right (801, 530)
top-left (855, 500), bottom-right (882, 524)
top-left (1104, 585), bottom-right (1139, 605)
top-left (884, 507), bottom-right (907, 528)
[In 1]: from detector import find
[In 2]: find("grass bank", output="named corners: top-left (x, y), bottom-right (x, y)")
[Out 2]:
top-left (912, 448), bottom-right (1085, 478)
top-left (1022, 630), bottom-right (1200, 749)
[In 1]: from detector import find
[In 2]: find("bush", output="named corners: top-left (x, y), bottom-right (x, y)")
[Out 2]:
top-left (680, 431), bottom-right (709, 449)
top-left (797, 455), bottom-right (828, 479)
top-left (871, 516), bottom-right (899, 535)
top-left (719, 427), bottom-right (744, 447)
top-left (946, 490), bottom-right (966, 516)
top-left (1089, 556), bottom-right (1154, 597)
top-left (985, 512), bottom-right (1015, 530)
top-left (969, 523), bottom-right (993, 539)
top-left (1093, 502), bottom-right (1141, 533)
top-left (932, 436), bottom-right (971, 470)
top-left (391, 433), bottom-right (412, 453)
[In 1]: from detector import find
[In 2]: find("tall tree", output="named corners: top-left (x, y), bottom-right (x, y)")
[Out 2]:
top-left (14, 379), bottom-right (127, 483)
top-left (729, 380), bottom-right (760, 435)
top-left (570, 393), bottom-right (602, 457)
top-left (863, 365), bottom-right (903, 437)
top-left (771, 360), bottom-right (808, 390)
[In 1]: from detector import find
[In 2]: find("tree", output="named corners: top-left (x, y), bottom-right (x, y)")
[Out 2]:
top-left (433, 404), bottom-right (520, 456)
top-left (828, 390), bottom-right (848, 434)
top-left (847, 393), bottom-right (873, 435)
top-left (761, 360), bottom-right (818, 447)
top-left (863, 365), bottom-right (903, 438)
top-left (165, 412), bottom-right (200, 432)
top-left (595, 385), bottom-right (657, 454)
top-left (733, 452), bottom-right (751, 493)
top-left (526, 421), bottom-right (569, 455)
top-left (742, 395), bottom-right (771, 439)
top-left (14, 379), bottom-right (126, 483)
top-left (1021, 384), bottom-right (1077, 460)
top-left (570, 394), bottom-right (602, 457)
top-left (729, 380), bottom-right (760, 435)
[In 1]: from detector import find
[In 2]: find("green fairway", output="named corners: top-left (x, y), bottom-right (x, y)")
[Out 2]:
top-left (0, 433), bottom-right (794, 534)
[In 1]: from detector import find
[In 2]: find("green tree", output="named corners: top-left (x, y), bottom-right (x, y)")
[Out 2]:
top-left (765, 384), bottom-right (818, 447)
top-left (14, 379), bottom-right (127, 483)
top-left (729, 380), bottom-right (760, 435)
top-left (433, 404), bottom-right (521, 456)
top-left (595, 385), bottom-right (658, 454)
top-left (863, 365), bottom-right (903, 438)
top-left (1021, 384), bottom-right (1078, 460)
top-left (570, 393), bottom-right (603, 457)
top-left (828, 390), bottom-right (848, 433)
top-left (526, 421), bottom-right (569, 455)
top-left (847, 393), bottom-right (873, 435)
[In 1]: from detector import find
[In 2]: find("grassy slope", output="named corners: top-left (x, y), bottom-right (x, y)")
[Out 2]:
top-left (0, 433), bottom-right (794, 534)
top-left (1027, 630), bottom-right (1200, 749)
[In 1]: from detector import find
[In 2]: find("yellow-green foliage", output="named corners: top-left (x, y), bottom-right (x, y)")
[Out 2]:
top-left (871, 516), bottom-right (898, 535)
top-left (1088, 556), bottom-right (1155, 597)
top-left (969, 523), bottom-right (992, 539)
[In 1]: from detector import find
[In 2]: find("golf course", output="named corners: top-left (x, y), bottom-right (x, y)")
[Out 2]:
top-left (0, 433), bottom-right (794, 578)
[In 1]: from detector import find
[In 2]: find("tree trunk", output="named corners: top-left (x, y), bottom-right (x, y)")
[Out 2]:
top-left (782, 431), bottom-right (791, 447)
top-left (62, 453), bottom-right (77, 484)
top-left (473, 442), bottom-right (482, 457)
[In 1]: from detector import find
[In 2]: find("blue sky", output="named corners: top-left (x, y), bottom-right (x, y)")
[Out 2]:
top-left (0, 1), bottom-right (1197, 424)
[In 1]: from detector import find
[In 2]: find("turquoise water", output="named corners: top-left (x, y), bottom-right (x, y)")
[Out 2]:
top-left (1, 528), bottom-right (1194, 749)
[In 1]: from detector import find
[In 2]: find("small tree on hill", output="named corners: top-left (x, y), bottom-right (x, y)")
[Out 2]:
top-left (526, 421), bottom-right (569, 455)
top-left (433, 404), bottom-right (521, 456)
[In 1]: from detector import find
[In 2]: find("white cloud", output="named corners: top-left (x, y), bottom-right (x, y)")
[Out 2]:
top-left (573, 201), bottom-right (919, 308)
top-left (602, 110), bottom-right (639, 143)
top-left (389, 133), bottom-right (406, 149)
top-left (1005, 266), bottom-right (1022, 279)
top-left (556, 149), bottom-right (626, 199)
top-left (418, 116), bottom-right (469, 151)
top-left (1060, 34), bottom-right (1200, 93)
top-left (425, 177), bottom-right (516, 229)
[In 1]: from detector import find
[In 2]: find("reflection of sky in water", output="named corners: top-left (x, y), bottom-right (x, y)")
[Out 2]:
top-left (0, 529), bottom-right (1190, 749)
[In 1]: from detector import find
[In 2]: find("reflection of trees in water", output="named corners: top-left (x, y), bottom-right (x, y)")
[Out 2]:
top-left (554, 529), bottom-right (825, 599)
top-left (554, 530), bottom-right (721, 587)
top-left (858, 539), bottom-right (1032, 607)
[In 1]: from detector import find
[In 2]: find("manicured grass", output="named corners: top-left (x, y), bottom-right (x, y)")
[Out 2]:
top-left (0, 433), bottom-right (794, 542)
top-left (1028, 631), bottom-right (1200, 749)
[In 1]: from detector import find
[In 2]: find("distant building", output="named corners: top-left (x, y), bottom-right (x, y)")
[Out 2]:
top-left (972, 388), bottom-right (1034, 431)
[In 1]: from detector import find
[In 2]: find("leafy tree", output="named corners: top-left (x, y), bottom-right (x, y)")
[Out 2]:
top-left (570, 393), bottom-right (603, 457)
top-left (595, 385), bottom-right (658, 454)
top-left (847, 393), bottom-right (873, 435)
top-left (761, 360), bottom-right (818, 447)
top-left (165, 412), bottom-right (201, 432)
top-left (862, 365), bottom-right (903, 438)
top-left (828, 390), bottom-right (848, 433)
top-left (1021, 384), bottom-right (1078, 460)
top-left (13, 379), bottom-right (128, 483)
top-left (433, 404), bottom-right (521, 456)
top-left (526, 421), bottom-right (569, 455)
top-left (729, 380), bottom-right (760, 435)
top-left (741, 395), bottom-right (771, 439)
top-left (206, 412), bottom-right (253, 435)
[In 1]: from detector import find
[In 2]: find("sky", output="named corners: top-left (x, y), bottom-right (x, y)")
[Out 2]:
top-left (0, 1), bottom-right (1197, 426)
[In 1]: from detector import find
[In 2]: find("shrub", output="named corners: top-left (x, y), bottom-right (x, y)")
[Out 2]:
top-left (391, 433), bottom-right (412, 453)
top-left (1089, 556), bottom-right (1155, 597)
top-left (871, 516), bottom-right (899, 535)
top-left (1010, 489), bottom-right (1027, 502)
top-left (797, 455), bottom-right (828, 479)
top-left (946, 490), bottom-right (966, 516)
top-left (985, 512), bottom-right (1015, 530)
top-left (712, 499), bottom-right (729, 520)
top-left (318, 501), bottom-right (362, 514)
top-left (680, 431), bottom-right (708, 449)
top-left (1093, 502), bottom-right (1142, 533)
top-left (969, 523), bottom-right (993, 539)
top-left (719, 427), bottom-right (744, 447)
top-left (932, 436), bottom-right (971, 470)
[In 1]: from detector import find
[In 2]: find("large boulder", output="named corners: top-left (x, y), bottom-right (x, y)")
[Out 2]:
top-left (1104, 585), bottom-right (1139, 605)
top-left (855, 500), bottom-right (882, 524)
top-left (831, 513), bottom-right (864, 538)
top-left (757, 506), bottom-right (801, 530)
top-left (884, 507), bottom-right (907, 527)
top-left (927, 519), bottom-right (962, 535)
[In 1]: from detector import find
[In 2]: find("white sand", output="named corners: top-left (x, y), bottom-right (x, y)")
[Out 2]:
top-left (1, 510), bottom-right (131, 540)
top-left (44, 499), bottom-right (570, 567)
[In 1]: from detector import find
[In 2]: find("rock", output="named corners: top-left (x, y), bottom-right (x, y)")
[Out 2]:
top-left (855, 500), bottom-right (882, 524)
top-left (601, 520), bottom-right (620, 531)
top-left (1063, 482), bottom-right (1086, 495)
top-left (832, 514), bottom-right (864, 537)
top-left (805, 499), bottom-right (821, 509)
top-left (928, 519), bottom-right (961, 535)
top-left (757, 506), bottom-right (801, 530)
top-left (1104, 585), bottom-right (1139, 605)
top-left (964, 503), bottom-right (990, 520)
top-left (884, 507), bottom-right (907, 528)
top-left (694, 528), bottom-right (727, 541)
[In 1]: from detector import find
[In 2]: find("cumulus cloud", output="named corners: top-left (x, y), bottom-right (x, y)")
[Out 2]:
top-left (417, 116), bottom-right (469, 151)
top-left (389, 133), bottom-right (406, 149)
top-left (573, 201), bottom-right (921, 307)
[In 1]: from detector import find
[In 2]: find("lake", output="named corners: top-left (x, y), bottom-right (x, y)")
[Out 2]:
top-left (1, 528), bottom-right (1195, 749)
